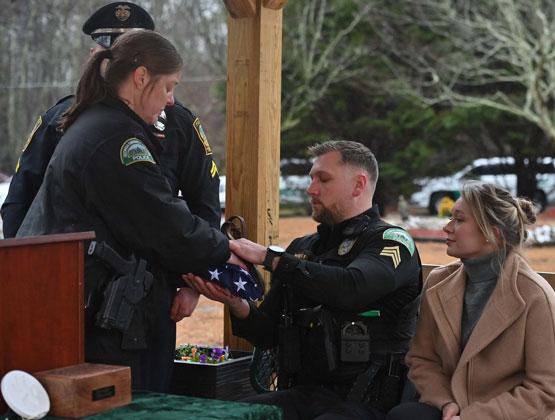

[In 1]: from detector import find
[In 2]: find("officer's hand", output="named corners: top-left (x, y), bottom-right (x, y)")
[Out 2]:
top-left (227, 251), bottom-right (248, 269)
top-left (442, 402), bottom-right (460, 420)
top-left (170, 287), bottom-right (200, 322)
top-left (182, 273), bottom-right (250, 319)
top-left (229, 238), bottom-right (267, 265)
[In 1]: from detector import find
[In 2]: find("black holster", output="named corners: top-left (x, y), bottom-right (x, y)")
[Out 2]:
top-left (296, 306), bottom-right (339, 377)
top-left (87, 241), bottom-right (154, 350)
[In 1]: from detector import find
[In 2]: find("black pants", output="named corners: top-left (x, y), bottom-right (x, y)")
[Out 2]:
top-left (85, 278), bottom-right (176, 392)
top-left (242, 385), bottom-right (386, 420)
top-left (386, 402), bottom-right (442, 420)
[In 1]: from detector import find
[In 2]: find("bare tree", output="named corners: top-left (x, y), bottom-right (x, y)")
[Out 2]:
top-left (281, 0), bottom-right (372, 132)
top-left (366, 0), bottom-right (555, 146)
top-left (0, 0), bottom-right (228, 173)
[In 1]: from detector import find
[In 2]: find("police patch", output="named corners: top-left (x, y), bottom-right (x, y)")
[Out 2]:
top-left (383, 228), bottom-right (415, 256)
top-left (16, 116), bottom-right (43, 173)
top-left (193, 118), bottom-right (213, 155)
top-left (120, 138), bottom-right (155, 166)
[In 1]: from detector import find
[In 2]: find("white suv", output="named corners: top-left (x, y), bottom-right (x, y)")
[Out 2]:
top-left (411, 157), bottom-right (555, 214)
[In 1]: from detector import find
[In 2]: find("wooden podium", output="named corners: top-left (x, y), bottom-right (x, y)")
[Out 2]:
top-left (0, 232), bottom-right (94, 408)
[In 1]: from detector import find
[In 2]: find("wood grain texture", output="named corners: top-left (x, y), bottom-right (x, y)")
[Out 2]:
top-left (35, 363), bottom-right (131, 418)
top-left (224, 1), bottom-right (284, 350)
top-left (223, 0), bottom-right (257, 18)
top-left (263, 0), bottom-right (287, 10)
top-left (0, 232), bottom-right (93, 410)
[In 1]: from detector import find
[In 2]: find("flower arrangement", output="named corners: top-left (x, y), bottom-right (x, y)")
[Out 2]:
top-left (175, 344), bottom-right (230, 364)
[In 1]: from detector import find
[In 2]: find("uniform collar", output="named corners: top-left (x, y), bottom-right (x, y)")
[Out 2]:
top-left (101, 95), bottom-right (163, 155)
top-left (316, 206), bottom-right (378, 247)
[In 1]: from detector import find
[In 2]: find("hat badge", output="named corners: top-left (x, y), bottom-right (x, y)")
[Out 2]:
top-left (115, 5), bottom-right (131, 21)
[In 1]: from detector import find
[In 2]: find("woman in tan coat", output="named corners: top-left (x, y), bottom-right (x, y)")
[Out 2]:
top-left (387, 181), bottom-right (555, 420)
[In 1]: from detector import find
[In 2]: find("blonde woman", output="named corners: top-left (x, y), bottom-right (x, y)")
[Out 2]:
top-left (387, 181), bottom-right (555, 420)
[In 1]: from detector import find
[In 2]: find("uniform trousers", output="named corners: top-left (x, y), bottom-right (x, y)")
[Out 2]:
top-left (85, 275), bottom-right (177, 392)
top-left (242, 385), bottom-right (386, 420)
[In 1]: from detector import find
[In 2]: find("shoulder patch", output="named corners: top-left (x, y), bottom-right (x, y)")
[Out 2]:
top-left (210, 160), bottom-right (219, 178)
top-left (16, 116), bottom-right (44, 172)
top-left (193, 118), bottom-right (213, 155)
top-left (383, 228), bottom-right (415, 256)
top-left (120, 138), bottom-right (155, 166)
top-left (380, 246), bottom-right (401, 268)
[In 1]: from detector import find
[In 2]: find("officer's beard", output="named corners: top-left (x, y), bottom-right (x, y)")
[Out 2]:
top-left (311, 201), bottom-right (346, 226)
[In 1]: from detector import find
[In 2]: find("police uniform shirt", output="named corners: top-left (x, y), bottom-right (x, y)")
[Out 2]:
top-left (232, 206), bottom-right (422, 354)
top-left (16, 96), bottom-right (229, 274)
top-left (0, 96), bottom-right (72, 237)
top-left (1, 97), bottom-right (221, 236)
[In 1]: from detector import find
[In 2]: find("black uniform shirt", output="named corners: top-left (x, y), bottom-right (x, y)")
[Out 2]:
top-left (16, 96), bottom-right (229, 274)
top-left (232, 207), bottom-right (422, 352)
top-left (1, 96), bottom-right (221, 237)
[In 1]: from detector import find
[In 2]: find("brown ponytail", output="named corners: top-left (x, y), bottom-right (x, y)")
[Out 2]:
top-left (59, 49), bottom-right (113, 131)
top-left (59, 29), bottom-right (182, 131)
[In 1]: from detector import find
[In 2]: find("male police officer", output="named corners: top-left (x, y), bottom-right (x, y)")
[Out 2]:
top-left (2, 2), bottom-right (221, 392)
top-left (186, 141), bottom-right (422, 420)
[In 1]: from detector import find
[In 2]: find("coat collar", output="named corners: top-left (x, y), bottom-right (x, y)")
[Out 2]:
top-left (458, 252), bottom-right (526, 365)
top-left (101, 95), bottom-right (163, 155)
top-left (426, 252), bottom-right (527, 369)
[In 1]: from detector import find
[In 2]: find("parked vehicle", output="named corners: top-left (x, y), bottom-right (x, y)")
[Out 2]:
top-left (411, 157), bottom-right (555, 214)
top-left (219, 175), bottom-right (311, 214)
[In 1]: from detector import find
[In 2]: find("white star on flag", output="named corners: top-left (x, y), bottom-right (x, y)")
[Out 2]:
top-left (208, 268), bottom-right (222, 281)
top-left (234, 277), bottom-right (247, 292)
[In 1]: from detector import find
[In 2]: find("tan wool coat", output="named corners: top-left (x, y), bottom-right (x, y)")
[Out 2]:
top-left (407, 252), bottom-right (555, 420)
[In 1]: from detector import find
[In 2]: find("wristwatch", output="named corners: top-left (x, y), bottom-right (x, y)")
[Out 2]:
top-left (263, 245), bottom-right (285, 272)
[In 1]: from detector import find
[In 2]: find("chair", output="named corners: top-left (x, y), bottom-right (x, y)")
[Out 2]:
top-left (249, 347), bottom-right (279, 393)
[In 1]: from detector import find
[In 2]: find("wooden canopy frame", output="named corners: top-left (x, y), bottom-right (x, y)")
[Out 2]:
top-left (222, 0), bottom-right (287, 349)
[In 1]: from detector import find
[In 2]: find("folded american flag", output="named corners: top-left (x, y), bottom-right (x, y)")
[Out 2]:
top-left (198, 263), bottom-right (264, 301)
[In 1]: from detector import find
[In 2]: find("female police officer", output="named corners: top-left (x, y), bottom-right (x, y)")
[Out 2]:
top-left (16, 29), bottom-right (234, 391)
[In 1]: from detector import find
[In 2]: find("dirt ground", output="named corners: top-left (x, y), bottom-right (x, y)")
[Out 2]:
top-left (176, 214), bottom-right (555, 348)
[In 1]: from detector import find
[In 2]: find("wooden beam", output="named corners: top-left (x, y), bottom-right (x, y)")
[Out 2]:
top-left (263, 0), bottom-right (287, 10)
top-left (224, 1), bottom-right (283, 350)
top-left (223, 0), bottom-right (257, 18)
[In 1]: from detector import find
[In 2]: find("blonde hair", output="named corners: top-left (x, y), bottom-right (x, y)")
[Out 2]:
top-left (461, 181), bottom-right (536, 255)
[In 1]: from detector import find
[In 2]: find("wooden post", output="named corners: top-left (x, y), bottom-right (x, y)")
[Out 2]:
top-left (223, 0), bottom-right (286, 350)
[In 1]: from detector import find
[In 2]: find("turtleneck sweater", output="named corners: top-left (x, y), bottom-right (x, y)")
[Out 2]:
top-left (461, 252), bottom-right (503, 348)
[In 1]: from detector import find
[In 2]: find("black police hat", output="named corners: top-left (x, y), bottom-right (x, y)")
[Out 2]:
top-left (82, 2), bottom-right (155, 48)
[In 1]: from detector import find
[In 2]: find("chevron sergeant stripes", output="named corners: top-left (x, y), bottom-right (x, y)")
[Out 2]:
top-left (380, 246), bottom-right (401, 269)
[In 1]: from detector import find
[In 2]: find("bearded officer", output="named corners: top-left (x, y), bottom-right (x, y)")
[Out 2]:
top-left (186, 140), bottom-right (422, 420)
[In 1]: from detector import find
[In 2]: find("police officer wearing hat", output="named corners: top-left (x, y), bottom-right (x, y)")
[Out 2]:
top-left (2, 2), bottom-right (221, 237)
top-left (186, 141), bottom-right (422, 420)
top-left (2, 2), bottom-right (222, 392)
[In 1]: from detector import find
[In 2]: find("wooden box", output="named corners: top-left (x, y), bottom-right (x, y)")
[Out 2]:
top-left (34, 363), bottom-right (131, 418)
top-left (170, 350), bottom-right (256, 400)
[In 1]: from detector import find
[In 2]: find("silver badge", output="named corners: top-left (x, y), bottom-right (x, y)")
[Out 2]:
top-left (338, 238), bottom-right (357, 256)
top-left (154, 110), bottom-right (166, 132)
